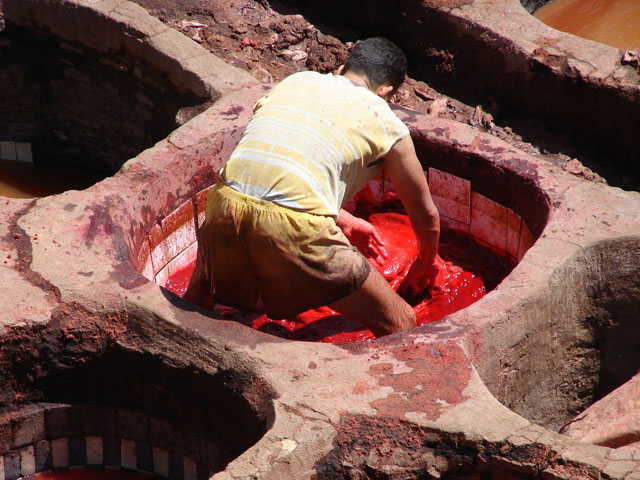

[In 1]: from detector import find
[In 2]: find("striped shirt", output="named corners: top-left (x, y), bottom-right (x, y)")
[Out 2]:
top-left (221, 71), bottom-right (409, 218)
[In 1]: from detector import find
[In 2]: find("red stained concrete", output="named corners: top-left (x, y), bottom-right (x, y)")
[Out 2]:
top-left (369, 343), bottom-right (471, 421)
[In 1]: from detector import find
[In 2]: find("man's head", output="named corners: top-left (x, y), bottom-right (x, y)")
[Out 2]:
top-left (342, 37), bottom-right (407, 97)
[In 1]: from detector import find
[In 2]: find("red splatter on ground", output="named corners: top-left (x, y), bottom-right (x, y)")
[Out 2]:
top-left (369, 342), bottom-right (472, 420)
top-left (166, 195), bottom-right (512, 343)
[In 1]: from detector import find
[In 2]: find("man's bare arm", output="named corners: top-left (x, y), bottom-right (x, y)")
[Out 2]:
top-left (384, 135), bottom-right (441, 295)
top-left (337, 208), bottom-right (387, 263)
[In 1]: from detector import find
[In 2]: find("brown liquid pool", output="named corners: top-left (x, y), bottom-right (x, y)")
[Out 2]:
top-left (30, 467), bottom-right (162, 479)
top-left (0, 158), bottom-right (106, 198)
top-left (167, 188), bottom-right (514, 343)
top-left (534, 0), bottom-right (640, 50)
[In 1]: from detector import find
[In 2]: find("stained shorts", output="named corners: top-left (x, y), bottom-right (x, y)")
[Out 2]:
top-left (190, 183), bottom-right (371, 319)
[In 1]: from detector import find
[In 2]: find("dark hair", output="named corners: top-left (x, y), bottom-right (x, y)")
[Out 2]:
top-left (343, 37), bottom-right (407, 92)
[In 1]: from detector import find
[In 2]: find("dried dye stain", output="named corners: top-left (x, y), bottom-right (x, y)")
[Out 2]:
top-left (369, 342), bottom-right (471, 420)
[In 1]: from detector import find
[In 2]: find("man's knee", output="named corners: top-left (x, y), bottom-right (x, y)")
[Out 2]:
top-left (331, 268), bottom-right (416, 336)
top-left (394, 301), bottom-right (416, 331)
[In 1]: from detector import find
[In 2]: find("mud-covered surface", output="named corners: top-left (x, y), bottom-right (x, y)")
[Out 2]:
top-left (314, 415), bottom-right (606, 479)
top-left (368, 342), bottom-right (472, 421)
top-left (128, 0), bottom-right (604, 184)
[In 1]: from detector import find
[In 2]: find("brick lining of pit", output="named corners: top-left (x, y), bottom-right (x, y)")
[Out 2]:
top-left (314, 415), bottom-right (604, 479)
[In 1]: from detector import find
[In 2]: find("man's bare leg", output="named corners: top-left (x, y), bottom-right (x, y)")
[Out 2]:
top-left (183, 259), bottom-right (217, 311)
top-left (330, 267), bottom-right (416, 337)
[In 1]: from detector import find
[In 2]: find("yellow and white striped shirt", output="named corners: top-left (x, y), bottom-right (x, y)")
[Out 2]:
top-left (221, 71), bottom-right (409, 218)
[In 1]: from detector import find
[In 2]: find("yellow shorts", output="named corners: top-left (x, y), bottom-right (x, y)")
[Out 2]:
top-left (190, 183), bottom-right (371, 318)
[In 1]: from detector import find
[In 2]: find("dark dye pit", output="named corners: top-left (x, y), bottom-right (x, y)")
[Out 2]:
top-left (166, 190), bottom-right (513, 342)
top-left (0, 21), bottom-right (207, 193)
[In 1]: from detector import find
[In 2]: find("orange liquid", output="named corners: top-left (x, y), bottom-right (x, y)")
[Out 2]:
top-left (534, 0), bottom-right (640, 50)
top-left (0, 159), bottom-right (105, 198)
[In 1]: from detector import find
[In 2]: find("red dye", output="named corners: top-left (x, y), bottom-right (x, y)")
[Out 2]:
top-left (166, 205), bottom-right (512, 343)
top-left (31, 467), bottom-right (161, 480)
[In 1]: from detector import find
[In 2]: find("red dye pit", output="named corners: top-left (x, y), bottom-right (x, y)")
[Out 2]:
top-left (166, 192), bottom-right (512, 342)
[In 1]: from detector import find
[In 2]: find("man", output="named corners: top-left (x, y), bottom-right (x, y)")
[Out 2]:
top-left (184, 37), bottom-right (441, 337)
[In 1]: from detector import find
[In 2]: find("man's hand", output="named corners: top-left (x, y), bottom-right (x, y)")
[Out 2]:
top-left (337, 210), bottom-right (388, 264)
top-left (400, 255), bottom-right (462, 300)
top-left (400, 256), bottom-right (440, 299)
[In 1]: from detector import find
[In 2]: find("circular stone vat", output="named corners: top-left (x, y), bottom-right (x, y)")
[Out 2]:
top-left (0, 320), bottom-right (274, 479)
top-left (475, 237), bottom-right (640, 433)
top-left (132, 114), bottom-right (550, 342)
top-left (0, 0), bottom-right (213, 197)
